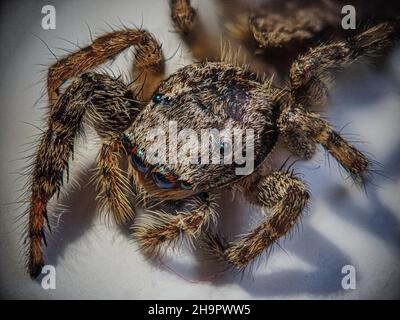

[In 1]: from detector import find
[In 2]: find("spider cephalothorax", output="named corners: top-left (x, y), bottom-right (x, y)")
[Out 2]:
top-left (125, 62), bottom-right (280, 200)
top-left (24, 1), bottom-right (399, 278)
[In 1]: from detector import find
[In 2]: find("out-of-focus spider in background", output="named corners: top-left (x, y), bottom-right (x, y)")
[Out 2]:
top-left (23, 0), bottom-right (400, 279)
top-left (176, 0), bottom-right (400, 82)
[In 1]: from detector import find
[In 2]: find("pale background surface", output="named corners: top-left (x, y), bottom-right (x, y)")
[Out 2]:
top-left (0, 0), bottom-right (399, 299)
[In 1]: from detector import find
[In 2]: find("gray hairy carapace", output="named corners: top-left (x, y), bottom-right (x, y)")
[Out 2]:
top-left (24, 0), bottom-right (399, 278)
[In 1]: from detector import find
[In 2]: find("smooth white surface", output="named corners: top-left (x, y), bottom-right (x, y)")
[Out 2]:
top-left (0, 0), bottom-right (399, 299)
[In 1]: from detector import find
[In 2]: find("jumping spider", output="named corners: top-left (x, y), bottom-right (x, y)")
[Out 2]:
top-left (25, 0), bottom-right (399, 278)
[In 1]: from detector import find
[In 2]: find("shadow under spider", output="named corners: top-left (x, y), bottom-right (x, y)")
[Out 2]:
top-left (42, 164), bottom-right (98, 277)
top-left (147, 190), bottom-right (354, 297)
top-left (37, 141), bottom-right (400, 298)
top-left (327, 138), bottom-right (400, 254)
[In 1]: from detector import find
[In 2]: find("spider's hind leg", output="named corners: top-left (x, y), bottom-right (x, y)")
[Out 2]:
top-left (288, 20), bottom-right (400, 109)
top-left (281, 20), bottom-right (400, 163)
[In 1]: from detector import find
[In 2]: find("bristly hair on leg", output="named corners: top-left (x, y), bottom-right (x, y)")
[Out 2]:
top-left (25, 71), bottom-right (139, 278)
top-left (198, 229), bottom-right (273, 279)
top-left (132, 193), bottom-right (219, 257)
top-left (278, 106), bottom-right (381, 191)
top-left (25, 83), bottom-right (87, 278)
top-left (91, 139), bottom-right (135, 225)
top-left (199, 172), bottom-right (309, 276)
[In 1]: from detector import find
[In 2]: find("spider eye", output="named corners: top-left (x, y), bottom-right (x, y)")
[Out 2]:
top-left (152, 93), bottom-right (163, 104)
top-left (179, 180), bottom-right (193, 190)
top-left (130, 148), bottom-right (148, 173)
top-left (152, 171), bottom-right (177, 189)
top-left (220, 142), bottom-right (225, 155)
top-left (121, 134), bottom-right (133, 149)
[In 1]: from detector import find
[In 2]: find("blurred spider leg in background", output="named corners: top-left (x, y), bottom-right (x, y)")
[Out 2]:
top-left (170, 0), bottom-right (220, 61)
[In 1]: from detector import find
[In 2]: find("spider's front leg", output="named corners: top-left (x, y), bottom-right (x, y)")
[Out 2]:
top-left (27, 73), bottom-right (138, 278)
top-left (27, 28), bottom-right (165, 278)
top-left (204, 172), bottom-right (309, 269)
top-left (92, 138), bottom-right (132, 225)
top-left (48, 28), bottom-right (164, 104)
top-left (133, 193), bottom-right (219, 255)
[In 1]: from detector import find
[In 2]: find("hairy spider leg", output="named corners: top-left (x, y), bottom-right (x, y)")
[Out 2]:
top-left (133, 192), bottom-right (219, 255)
top-left (48, 29), bottom-right (164, 104)
top-left (28, 28), bottom-right (166, 278)
top-left (283, 21), bottom-right (400, 160)
top-left (203, 171), bottom-right (309, 270)
top-left (170, 0), bottom-right (220, 61)
top-left (289, 21), bottom-right (399, 108)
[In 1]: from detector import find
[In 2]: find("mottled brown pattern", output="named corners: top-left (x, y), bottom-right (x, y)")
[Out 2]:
top-left (93, 140), bottom-right (133, 224)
